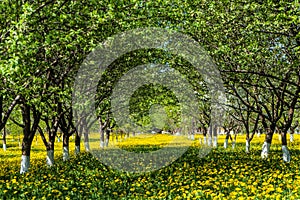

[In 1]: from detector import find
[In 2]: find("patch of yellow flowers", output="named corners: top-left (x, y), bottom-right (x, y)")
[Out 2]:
top-left (0, 133), bottom-right (299, 199)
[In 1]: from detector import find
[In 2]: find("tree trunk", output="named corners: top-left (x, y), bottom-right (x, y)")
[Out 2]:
top-left (20, 103), bottom-right (40, 174)
top-left (224, 131), bottom-right (232, 149)
top-left (46, 136), bottom-right (55, 166)
top-left (232, 133), bottom-right (236, 149)
top-left (63, 134), bottom-right (69, 161)
top-left (105, 129), bottom-right (110, 147)
top-left (191, 133), bottom-right (195, 140)
top-left (208, 126), bottom-right (212, 146)
top-left (245, 139), bottom-right (250, 153)
top-left (20, 138), bottom-right (32, 174)
top-left (290, 133), bottom-right (294, 143)
top-left (213, 126), bottom-right (218, 148)
top-left (281, 131), bottom-right (290, 162)
top-left (75, 131), bottom-right (81, 155)
top-left (46, 149), bottom-right (54, 166)
top-left (203, 136), bottom-right (207, 145)
top-left (261, 130), bottom-right (273, 159)
top-left (100, 126), bottom-right (105, 148)
top-left (223, 138), bottom-right (228, 148)
top-left (83, 127), bottom-right (90, 152)
top-left (2, 126), bottom-right (7, 151)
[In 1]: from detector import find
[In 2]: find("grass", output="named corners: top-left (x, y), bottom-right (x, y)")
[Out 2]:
top-left (0, 133), bottom-right (299, 199)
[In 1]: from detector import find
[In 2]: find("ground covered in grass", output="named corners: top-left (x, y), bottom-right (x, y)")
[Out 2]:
top-left (0, 134), bottom-right (300, 199)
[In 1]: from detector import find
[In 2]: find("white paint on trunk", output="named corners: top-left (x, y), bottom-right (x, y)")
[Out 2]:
top-left (282, 145), bottom-right (290, 162)
top-left (100, 141), bottom-right (105, 148)
top-left (208, 136), bottom-right (212, 146)
top-left (232, 141), bottom-right (236, 149)
top-left (75, 145), bottom-right (80, 154)
top-left (203, 136), bottom-right (207, 145)
top-left (57, 137), bottom-right (61, 142)
top-left (246, 140), bottom-right (250, 153)
top-left (213, 136), bottom-right (217, 148)
top-left (63, 147), bottom-right (69, 161)
top-left (257, 131), bottom-right (260, 137)
top-left (20, 155), bottom-right (30, 174)
top-left (84, 142), bottom-right (90, 152)
top-left (223, 139), bottom-right (228, 149)
top-left (191, 134), bottom-right (195, 140)
top-left (261, 142), bottom-right (271, 159)
top-left (290, 134), bottom-right (294, 142)
top-left (105, 139), bottom-right (109, 147)
top-left (3, 144), bottom-right (7, 151)
top-left (46, 150), bottom-right (54, 166)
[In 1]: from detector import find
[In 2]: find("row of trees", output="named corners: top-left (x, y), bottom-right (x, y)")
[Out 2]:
top-left (1, 0), bottom-right (299, 173)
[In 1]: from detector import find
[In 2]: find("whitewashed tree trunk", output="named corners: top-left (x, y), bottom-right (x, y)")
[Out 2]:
top-left (75, 145), bottom-right (80, 154)
top-left (208, 136), bottom-right (212, 146)
top-left (191, 134), bottom-right (195, 140)
top-left (46, 150), bottom-right (54, 166)
top-left (213, 136), bottom-right (217, 148)
top-left (57, 137), bottom-right (61, 142)
top-left (84, 142), bottom-right (90, 152)
top-left (282, 145), bottom-right (290, 162)
top-left (105, 138), bottom-right (109, 147)
top-left (290, 134), bottom-right (294, 143)
top-left (232, 140), bottom-right (236, 149)
top-left (63, 146), bottom-right (69, 161)
top-left (223, 139), bottom-right (228, 148)
top-left (261, 142), bottom-right (271, 159)
top-left (3, 144), bottom-right (7, 151)
top-left (20, 155), bottom-right (30, 174)
top-left (245, 140), bottom-right (250, 153)
top-left (100, 141), bottom-right (105, 148)
top-left (203, 136), bottom-right (207, 145)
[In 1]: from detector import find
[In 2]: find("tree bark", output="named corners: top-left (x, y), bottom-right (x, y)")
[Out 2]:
top-left (75, 131), bottom-right (81, 155)
top-left (20, 138), bottom-right (32, 174)
top-left (2, 126), bottom-right (7, 151)
top-left (63, 134), bottom-right (69, 161)
top-left (261, 129), bottom-right (274, 159)
top-left (105, 129), bottom-right (110, 147)
top-left (100, 127), bottom-right (105, 148)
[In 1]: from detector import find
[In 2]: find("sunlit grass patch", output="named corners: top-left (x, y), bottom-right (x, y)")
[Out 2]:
top-left (0, 133), bottom-right (300, 199)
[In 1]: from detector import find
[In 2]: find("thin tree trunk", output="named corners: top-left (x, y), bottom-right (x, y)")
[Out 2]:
top-left (20, 138), bottom-right (32, 174)
top-left (2, 126), bottom-right (7, 151)
top-left (224, 130), bottom-right (232, 149)
top-left (105, 129), bottom-right (110, 147)
top-left (232, 133), bottom-right (237, 149)
top-left (38, 126), bottom-right (55, 167)
top-left (63, 134), bottom-right (69, 161)
top-left (208, 126), bottom-right (212, 146)
top-left (75, 131), bottom-right (80, 155)
top-left (261, 129), bottom-right (274, 159)
top-left (100, 128), bottom-right (105, 148)
top-left (281, 131), bottom-right (290, 162)
top-left (213, 125), bottom-right (218, 148)
top-left (83, 127), bottom-right (90, 152)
